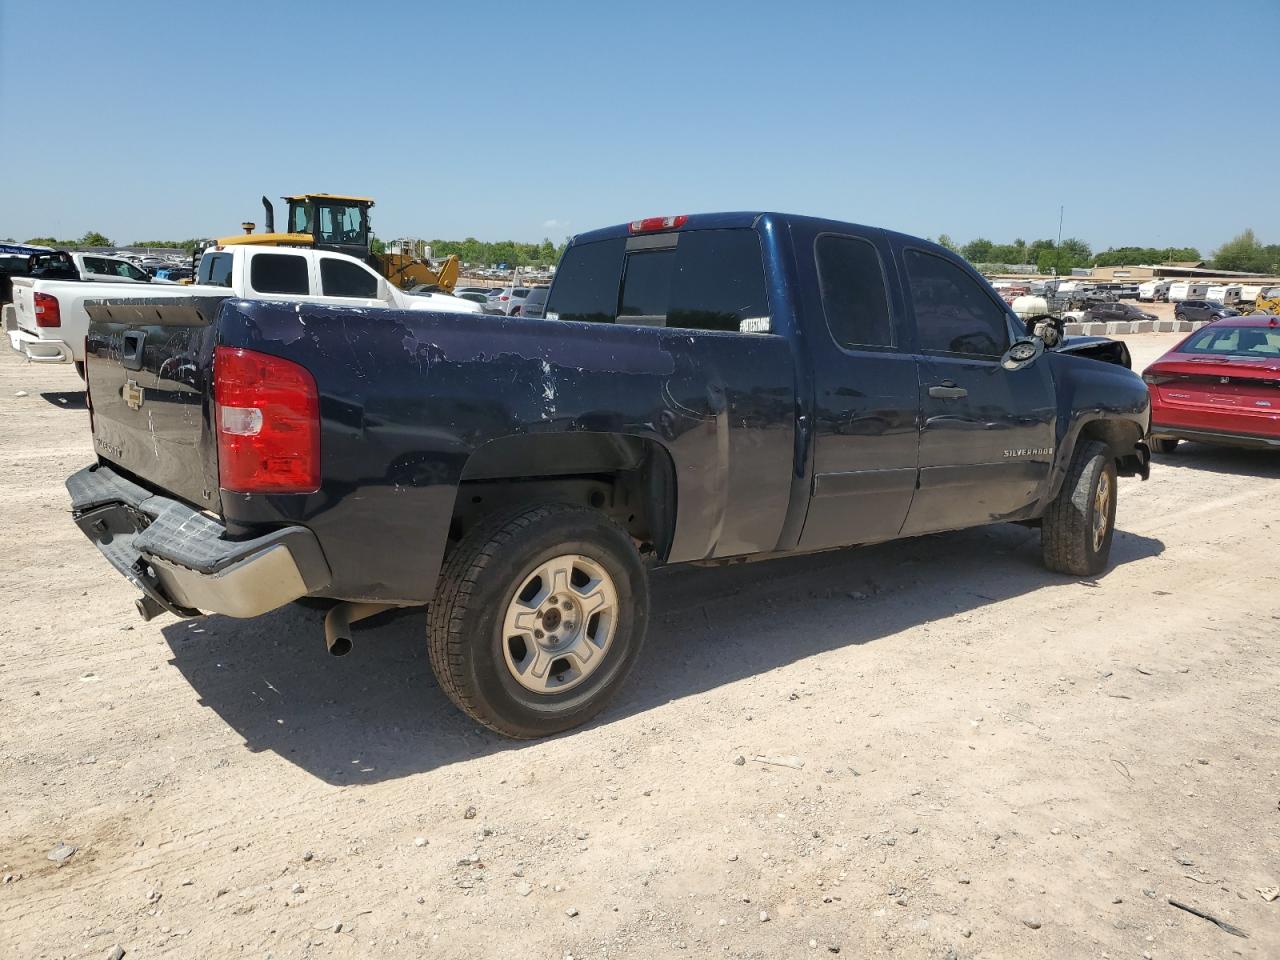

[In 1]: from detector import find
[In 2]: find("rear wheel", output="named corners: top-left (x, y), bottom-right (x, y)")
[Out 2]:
top-left (1042, 440), bottom-right (1117, 576)
top-left (1150, 437), bottom-right (1179, 455)
top-left (428, 502), bottom-right (649, 738)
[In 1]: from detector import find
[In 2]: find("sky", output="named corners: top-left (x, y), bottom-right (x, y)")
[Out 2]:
top-left (1, 0), bottom-right (1277, 255)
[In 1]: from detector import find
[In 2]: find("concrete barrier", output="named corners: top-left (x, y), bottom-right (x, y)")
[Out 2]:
top-left (1129, 321), bottom-right (1154, 333)
top-left (1083, 323), bottom-right (1107, 336)
top-left (1154, 320), bottom-right (1178, 333)
top-left (1174, 320), bottom-right (1193, 332)
top-left (1191, 320), bottom-right (1207, 331)
top-left (1064, 323), bottom-right (1085, 336)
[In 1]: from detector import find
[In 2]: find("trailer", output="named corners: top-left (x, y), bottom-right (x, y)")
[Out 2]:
top-left (1168, 281), bottom-right (1210, 302)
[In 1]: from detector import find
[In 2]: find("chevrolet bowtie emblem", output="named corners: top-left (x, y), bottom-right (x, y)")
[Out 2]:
top-left (123, 379), bottom-right (144, 411)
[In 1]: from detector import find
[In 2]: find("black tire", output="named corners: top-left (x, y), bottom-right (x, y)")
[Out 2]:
top-left (1041, 440), bottom-right (1117, 577)
top-left (1149, 437), bottom-right (1179, 455)
top-left (428, 502), bottom-right (649, 738)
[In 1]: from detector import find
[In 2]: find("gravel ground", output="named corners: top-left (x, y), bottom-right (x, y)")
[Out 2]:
top-left (1, 338), bottom-right (1277, 959)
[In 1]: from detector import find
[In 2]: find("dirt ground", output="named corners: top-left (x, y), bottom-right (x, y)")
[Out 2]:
top-left (1, 337), bottom-right (1277, 960)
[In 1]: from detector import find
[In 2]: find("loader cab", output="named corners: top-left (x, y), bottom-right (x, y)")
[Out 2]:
top-left (285, 194), bottom-right (373, 259)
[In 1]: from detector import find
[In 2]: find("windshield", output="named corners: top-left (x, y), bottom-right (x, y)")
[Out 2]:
top-left (317, 203), bottom-right (368, 247)
top-left (1180, 325), bottom-right (1280, 358)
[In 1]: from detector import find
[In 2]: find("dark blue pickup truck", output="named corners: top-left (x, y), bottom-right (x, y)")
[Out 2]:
top-left (69, 212), bottom-right (1150, 737)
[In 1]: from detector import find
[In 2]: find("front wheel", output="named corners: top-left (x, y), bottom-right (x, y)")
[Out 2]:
top-left (1041, 440), bottom-right (1117, 576)
top-left (427, 502), bottom-right (649, 738)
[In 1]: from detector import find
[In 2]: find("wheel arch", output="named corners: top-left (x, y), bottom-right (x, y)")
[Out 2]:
top-left (450, 431), bottom-right (678, 564)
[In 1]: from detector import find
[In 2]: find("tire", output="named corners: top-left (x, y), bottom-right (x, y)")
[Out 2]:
top-left (74, 361), bottom-right (85, 380)
top-left (1150, 437), bottom-right (1179, 455)
top-left (1041, 440), bottom-right (1117, 577)
top-left (428, 502), bottom-right (649, 738)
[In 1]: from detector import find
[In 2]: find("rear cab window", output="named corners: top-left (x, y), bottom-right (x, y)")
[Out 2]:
top-left (198, 252), bottom-right (234, 287)
top-left (546, 228), bottom-right (770, 334)
top-left (250, 253), bottom-right (310, 296)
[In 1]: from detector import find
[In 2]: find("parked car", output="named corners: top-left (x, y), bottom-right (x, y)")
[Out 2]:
top-left (1144, 315), bottom-right (1280, 453)
top-left (1086, 302), bottom-right (1158, 324)
top-left (455, 285), bottom-right (501, 297)
top-left (9, 244), bottom-right (480, 375)
top-left (521, 286), bottom-right (550, 319)
top-left (1175, 300), bottom-right (1238, 324)
top-left (487, 286), bottom-right (531, 316)
top-left (67, 211), bottom-right (1150, 739)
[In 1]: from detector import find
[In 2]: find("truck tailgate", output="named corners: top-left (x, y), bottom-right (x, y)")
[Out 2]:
top-left (85, 297), bottom-right (228, 513)
top-left (11, 279), bottom-right (37, 333)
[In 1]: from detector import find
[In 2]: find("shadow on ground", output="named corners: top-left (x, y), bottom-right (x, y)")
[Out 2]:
top-left (162, 520), bottom-right (1163, 785)
top-left (1150, 442), bottom-right (1280, 479)
top-left (40, 390), bottom-right (87, 409)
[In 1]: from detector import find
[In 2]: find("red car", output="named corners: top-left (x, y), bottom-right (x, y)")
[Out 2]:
top-left (1143, 315), bottom-right (1280, 452)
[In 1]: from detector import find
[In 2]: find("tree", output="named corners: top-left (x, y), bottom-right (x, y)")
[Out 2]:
top-left (79, 230), bottom-right (112, 247)
top-left (961, 238), bottom-right (993, 262)
top-left (1212, 229), bottom-right (1278, 273)
top-left (934, 234), bottom-right (959, 252)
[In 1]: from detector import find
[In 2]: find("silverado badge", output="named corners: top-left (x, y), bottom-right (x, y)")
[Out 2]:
top-left (123, 379), bottom-right (144, 411)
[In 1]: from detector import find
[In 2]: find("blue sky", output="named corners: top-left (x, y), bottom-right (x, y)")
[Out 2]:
top-left (2, 0), bottom-right (1277, 255)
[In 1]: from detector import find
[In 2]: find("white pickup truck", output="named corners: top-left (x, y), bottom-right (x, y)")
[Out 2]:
top-left (8, 244), bottom-right (481, 375)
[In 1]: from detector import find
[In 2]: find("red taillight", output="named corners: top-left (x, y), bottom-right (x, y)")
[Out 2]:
top-left (33, 292), bottom-right (61, 327)
top-left (214, 346), bottom-right (320, 494)
top-left (627, 215), bottom-right (689, 234)
top-left (499, 295), bottom-right (509, 301)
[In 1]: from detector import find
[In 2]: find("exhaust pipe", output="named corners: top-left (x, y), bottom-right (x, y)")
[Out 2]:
top-left (323, 601), bottom-right (399, 656)
top-left (261, 196), bottom-right (275, 234)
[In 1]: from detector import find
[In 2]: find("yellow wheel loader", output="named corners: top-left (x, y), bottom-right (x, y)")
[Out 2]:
top-left (213, 194), bottom-right (459, 293)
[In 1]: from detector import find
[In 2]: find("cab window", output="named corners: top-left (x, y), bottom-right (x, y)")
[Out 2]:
top-left (905, 250), bottom-right (1010, 357)
top-left (320, 257), bottom-right (379, 298)
top-left (815, 235), bottom-right (894, 349)
top-left (250, 253), bottom-right (310, 295)
top-left (198, 252), bottom-right (234, 287)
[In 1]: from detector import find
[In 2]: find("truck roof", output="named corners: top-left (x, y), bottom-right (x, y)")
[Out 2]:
top-left (568, 211), bottom-right (944, 254)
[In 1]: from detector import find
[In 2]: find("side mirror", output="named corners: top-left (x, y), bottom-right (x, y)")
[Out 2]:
top-left (1001, 337), bottom-right (1045, 371)
top-left (1022, 313), bottom-right (1064, 348)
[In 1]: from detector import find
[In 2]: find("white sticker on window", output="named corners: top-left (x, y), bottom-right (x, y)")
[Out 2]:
top-left (546, 311), bottom-right (560, 321)
top-left (739, 316), bottom-right (771, 333)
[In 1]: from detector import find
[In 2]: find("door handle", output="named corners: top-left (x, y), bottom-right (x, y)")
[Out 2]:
top-left (929, 383), bottom-right (968, 400)
top-left (122, 330), bottom-right (146, 372)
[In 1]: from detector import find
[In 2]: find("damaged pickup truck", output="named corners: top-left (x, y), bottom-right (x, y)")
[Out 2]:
top-left (68, 212), bottom-right (1150, 738)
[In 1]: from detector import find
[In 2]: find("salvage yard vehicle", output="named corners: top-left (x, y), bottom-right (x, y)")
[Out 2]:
top-left (1144, 315), bottom-right (1280, 453)
top-left (217, 193), bottom-right (462, 294)
top-left (9, 243), bottom-right (479, 375)
top-left (67, 212), bottom-right (1151, 739)
top-left (1086, 302), bottom-right (1158, 324)
top-left (1174, 299), bottom-right (1238, 324)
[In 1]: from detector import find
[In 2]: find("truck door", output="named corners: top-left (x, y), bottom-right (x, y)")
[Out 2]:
top-left (895, 246), bottom-right (1056, 535)
top-left (796, 230), bottom-right (921, 550)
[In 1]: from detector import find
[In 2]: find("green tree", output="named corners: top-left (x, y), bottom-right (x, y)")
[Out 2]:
top-left (934, 233), bottom-right (959, 252)
top-left (961, 238), bottom-right (993, 262)
top-left (1212, 229), bottom-right (1278, 273)
top-left (79, 230), bottom-right (112, 247)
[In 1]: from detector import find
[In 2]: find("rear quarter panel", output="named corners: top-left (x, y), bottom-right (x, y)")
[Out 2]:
top-left (216, 300), bottom-right (798, 603)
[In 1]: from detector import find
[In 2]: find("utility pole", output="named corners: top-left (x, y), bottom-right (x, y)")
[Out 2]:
top-left (1055, 205), bottom-right (1064, 276)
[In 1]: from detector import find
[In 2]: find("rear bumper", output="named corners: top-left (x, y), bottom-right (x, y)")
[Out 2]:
top-left (67, 463), bottom-right (332, 619)
top-left (8, 327), bottom-right (73, 363)
top-left (1150, 424), bottom-right (1280, 449)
